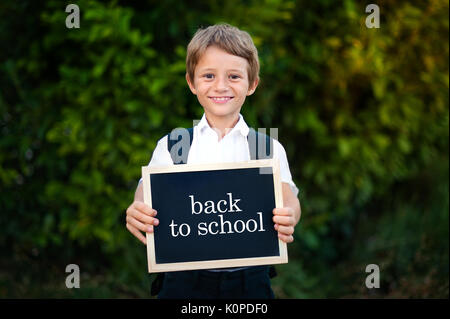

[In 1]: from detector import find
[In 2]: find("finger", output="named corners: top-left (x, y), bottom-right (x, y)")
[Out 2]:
top-left (126, 214), bottom-right (153, 233)
top-left (274, 224), bottom-right (294, 236)
top-left (126, 223), bottom-right (147, 245)
top-left (272, 208), bottom-right (292, 216)
top-left (273, 215), bottom-right (295, 226)
top-left (134, 201), bottom-right (158, 216)
top-left (128, 207), bottom-right (159, 226)
top-left (278, 233), bottom-right (294, 243)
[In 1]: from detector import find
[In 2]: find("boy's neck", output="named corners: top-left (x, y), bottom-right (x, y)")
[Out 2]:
top-left (204, 113), bottom-right (240, 141)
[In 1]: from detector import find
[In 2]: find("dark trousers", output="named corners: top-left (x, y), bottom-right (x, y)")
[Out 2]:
top-left (157, 266), bottom-right (275, 299)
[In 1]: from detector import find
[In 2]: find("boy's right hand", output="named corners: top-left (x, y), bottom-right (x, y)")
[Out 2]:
top-left (125, 201), bottom-right (159, 245)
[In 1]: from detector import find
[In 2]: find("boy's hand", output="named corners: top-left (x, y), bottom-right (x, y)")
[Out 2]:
top-left (272, 207), bottom-right (297, 243)
top-left (126, 201), bottom-right (159, 245)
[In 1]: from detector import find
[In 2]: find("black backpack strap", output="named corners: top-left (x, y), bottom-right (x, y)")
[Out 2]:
top-left (269, 265), bottom-right (277, 278)
top-left (167, 127), bottom-right (194, 164)
top-left (152, 128), bottom-right (193, 296)
top-left (168, 127), bottom-right (273, 162)
top-left (248, 129), bottom-right (276, 278)
top-left (247, 128), bottom-right (273, 160)
top-left (150, 273), bottom-right (165, 296)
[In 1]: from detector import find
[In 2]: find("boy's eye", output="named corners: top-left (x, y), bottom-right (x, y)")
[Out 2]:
top-left (204, 74), bottom-right (214, 79)
top-left (229, 74), bottom-right (241, 80)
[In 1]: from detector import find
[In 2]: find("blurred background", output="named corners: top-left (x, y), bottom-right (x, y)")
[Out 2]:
top-left (0, 0), bottom-right (448, 298)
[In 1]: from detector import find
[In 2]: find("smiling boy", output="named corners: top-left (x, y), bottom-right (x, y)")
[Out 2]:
top-left (125, 23), bottom-right (301, 299)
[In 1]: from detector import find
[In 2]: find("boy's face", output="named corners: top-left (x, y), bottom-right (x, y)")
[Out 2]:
top-left (186, 46), bottom-right (258, 125)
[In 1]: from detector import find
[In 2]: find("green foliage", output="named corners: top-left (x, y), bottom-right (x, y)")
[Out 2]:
top-left (1, 0), bottom-right (448, 298)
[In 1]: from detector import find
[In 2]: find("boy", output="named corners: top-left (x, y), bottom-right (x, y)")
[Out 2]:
top-left (125, 23), bottom-right (301, 299)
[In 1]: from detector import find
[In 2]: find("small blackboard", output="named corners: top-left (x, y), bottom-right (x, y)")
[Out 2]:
top-left (142, 159), bottom-right (287, 273)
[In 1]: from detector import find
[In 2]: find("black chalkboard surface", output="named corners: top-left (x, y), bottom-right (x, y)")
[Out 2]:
top-left (142, 159), bottom-right (287, 273)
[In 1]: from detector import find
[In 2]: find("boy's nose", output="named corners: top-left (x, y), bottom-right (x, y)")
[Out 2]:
top-left (213, 76), bottom-right (229, 92)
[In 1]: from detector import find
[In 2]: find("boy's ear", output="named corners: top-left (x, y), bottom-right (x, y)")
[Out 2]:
top-left (247, 77), bottom-right (259, 96)
top-left (186, 73), bottom-right (197, 95)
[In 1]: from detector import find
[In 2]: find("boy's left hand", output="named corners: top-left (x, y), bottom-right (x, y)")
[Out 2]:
top-left (272, 207), bottom-right (297, 243)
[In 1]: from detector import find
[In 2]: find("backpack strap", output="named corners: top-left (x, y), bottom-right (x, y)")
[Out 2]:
top-left (247, 128), bottom-right (273, 160)
top-left (166, 127), bottom-right (274, 163)
top-left (152, 128), bottom-right (194, 296)
top-left (248, 129), bottom-right (276, 278)
top-left (150, 272), bottom-right (165, 296)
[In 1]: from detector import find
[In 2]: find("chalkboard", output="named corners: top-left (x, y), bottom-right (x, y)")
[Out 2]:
top-left (142, 159), bottom-right (287, 273)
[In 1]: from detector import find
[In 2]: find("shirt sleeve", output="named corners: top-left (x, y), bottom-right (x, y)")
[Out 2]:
top-left (138, 135), bottom-right (173, 184)
top-left (273, 139), bottom-right (299, 197)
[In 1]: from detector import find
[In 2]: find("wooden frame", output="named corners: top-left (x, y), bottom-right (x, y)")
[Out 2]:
top-left (142, 159), bottom-right (288, 273)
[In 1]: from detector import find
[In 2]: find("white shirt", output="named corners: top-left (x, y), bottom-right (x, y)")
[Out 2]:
top-left (143, 113), bottom-right (299, 197)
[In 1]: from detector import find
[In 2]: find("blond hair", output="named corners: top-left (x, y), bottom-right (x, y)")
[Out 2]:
top-left (186, 23), bottom-right (260, 87)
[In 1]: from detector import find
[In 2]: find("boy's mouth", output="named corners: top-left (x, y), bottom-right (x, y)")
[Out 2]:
top-left (209, 96), bottom-right (234, 104)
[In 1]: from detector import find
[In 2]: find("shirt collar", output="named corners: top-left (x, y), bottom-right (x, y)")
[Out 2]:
top-left (197, 113), bottom-right (250, 137)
